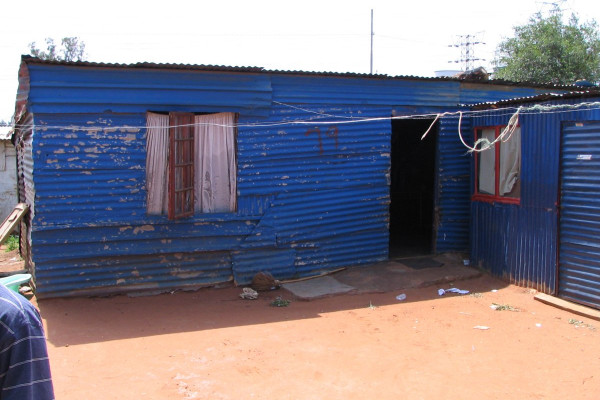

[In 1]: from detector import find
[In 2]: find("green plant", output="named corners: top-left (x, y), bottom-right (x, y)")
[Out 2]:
top-left (270, 297), bottom-right (291, 307)
top-left (569, 319), bottom-right (596, 330)
top-left (4, 235), bottom-right (18, 252)
top-left (490, 303), bottom-right (519, 312)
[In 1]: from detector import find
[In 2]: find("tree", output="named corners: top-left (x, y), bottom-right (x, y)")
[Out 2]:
top-left (29, 37), bottom-right (86, 62)
top-left (493, 9), bottom-right (600, 84)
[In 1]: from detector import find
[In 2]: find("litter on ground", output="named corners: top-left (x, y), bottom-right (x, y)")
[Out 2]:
top-left (438, 288), bottom-right (470, 296)
top-left (239, 287), bottom-right (258, 300)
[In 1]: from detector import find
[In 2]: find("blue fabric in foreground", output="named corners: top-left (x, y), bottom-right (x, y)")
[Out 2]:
top-left (0, 284), bottom-right (54, 399)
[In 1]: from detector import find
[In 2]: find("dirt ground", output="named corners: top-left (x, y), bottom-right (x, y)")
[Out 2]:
top-left (27, 272), bottom-right (598, 400)
top-left (0, 247), bottom-right (25, 274)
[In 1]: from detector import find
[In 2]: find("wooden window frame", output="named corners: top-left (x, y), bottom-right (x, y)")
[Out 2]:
top-left (168, 112), bottom-right (195, 219)
top-left (472, 125), bottom-right (521, 205)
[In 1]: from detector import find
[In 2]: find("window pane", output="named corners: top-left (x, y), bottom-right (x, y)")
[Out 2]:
top-left (499, 127), bottom-right (521, 198)
top-left (194, 113), bottom-right (237, 213)
top-left (145, 113), bottom-right (169, 215)
top-left (478, 128), bottom-right (496, 195)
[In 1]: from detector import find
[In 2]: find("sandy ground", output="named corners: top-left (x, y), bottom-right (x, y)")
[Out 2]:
top-left (0, 246), bottom-right (25, 275)
top-left (31, 273), bottom-right (599, 400)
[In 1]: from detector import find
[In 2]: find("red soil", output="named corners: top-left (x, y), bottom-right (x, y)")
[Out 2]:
top-left (35, 274), bottom-right (599, 399)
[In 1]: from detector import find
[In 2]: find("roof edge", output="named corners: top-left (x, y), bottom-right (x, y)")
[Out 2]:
top-left (20, 55), bottom-right (578, 89)
top-left (469, 89), bottom-right (600, 110)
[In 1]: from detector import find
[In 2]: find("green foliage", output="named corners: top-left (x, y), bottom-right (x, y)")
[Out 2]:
top-left (4, 235), bottom-right (18, 252)
top-left (269, 297), bottom-right (291, 307)
top-left (568, 318), bottom-right (596, 330)
top-left (29, 37), bottom-right (86, 62)
top-left (493, 9), bottom-right (600, 84)
top-left (490, 303), bottom-right (519, 312)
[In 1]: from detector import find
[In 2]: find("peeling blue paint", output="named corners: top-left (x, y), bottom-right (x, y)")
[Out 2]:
top-left (14, 57), bottom-right (564, 298)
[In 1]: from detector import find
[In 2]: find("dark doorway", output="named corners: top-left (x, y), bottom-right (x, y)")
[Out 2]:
top-left (389, 118), bottom-right (438, 258)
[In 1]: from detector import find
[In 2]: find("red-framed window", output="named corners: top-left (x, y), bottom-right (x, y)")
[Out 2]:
top-left (472, 125), bottom-right (521, 204)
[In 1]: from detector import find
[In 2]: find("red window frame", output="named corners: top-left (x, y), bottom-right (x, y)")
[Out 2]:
top-left (168, 112), bottom-right (195, 219)
top-left (472, 125), bottom-right (521, 205)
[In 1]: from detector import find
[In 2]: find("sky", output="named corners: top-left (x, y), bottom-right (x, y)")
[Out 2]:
top-left (1, 0), bottom-right (599, 122)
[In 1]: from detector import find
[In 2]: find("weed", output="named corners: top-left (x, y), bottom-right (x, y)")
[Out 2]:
top-left (490, 303), bottom-right (519, 312)
top-left (568, 319), bottom-right (596, 330)
top-left (270, 297), bottom-right (291, 307)
top-left (368, 301), bottom-right (377, 310)
top-left (4, 235), bottom-right (18, 252)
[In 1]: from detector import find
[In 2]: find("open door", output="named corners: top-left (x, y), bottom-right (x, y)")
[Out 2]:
top-left (389, 118), bottom-right (438, 258)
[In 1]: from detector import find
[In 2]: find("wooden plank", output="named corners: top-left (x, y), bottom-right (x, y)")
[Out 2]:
top-left (534, 292), bottom-right (600, 322)
top-left (0, 203), bottom-right (29, 244)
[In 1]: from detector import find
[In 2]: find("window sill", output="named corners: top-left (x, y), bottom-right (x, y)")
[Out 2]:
top-left (471, 194), bottom-right (520, 206)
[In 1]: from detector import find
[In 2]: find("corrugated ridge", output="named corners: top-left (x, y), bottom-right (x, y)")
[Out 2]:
top-left (27, 64), bottom-right (273, 117)
top-left (470, 100), bottom-right (600, 298)
top-left (436, 115), bottom-right (472, 251)
top-left (559, 121), bottom-right (600, 308)
top-left (35, 251), bottom-right (233, 298)
top-left (19, 62), bottom-right (570, 297)
top-left (271, 75), bottom-right (461, 107)
top-left (471, 202), bottom-right (557, 292)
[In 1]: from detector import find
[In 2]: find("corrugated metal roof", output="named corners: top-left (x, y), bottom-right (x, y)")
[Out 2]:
top-left (469, 89), bottom-right (600, 109)
top-left (0, 126), bottom-right (12, 140)
top-left (21, 55), bottom-right (577, 89)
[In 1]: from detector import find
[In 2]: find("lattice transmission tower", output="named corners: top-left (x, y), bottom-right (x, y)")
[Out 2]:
top-left (448, 33), bottom-right (486, 71)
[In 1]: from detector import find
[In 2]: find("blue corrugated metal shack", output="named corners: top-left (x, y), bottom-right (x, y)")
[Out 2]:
top-left (467, 91), bottom-right (600, 310)
top-left (12, 55), bottom-right (567, 298)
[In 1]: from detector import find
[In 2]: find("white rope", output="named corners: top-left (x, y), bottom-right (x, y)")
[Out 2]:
top-left (5, 101), bottom-right (600, 151)
top-left (467, 106), bottom-right (522, 153)
top-left (420, 113), bottom-right (442, 140)
top-left (499, 106), bottom-right (521, 143)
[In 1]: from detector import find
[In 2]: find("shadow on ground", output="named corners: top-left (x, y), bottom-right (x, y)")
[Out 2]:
top-left (38, 253), bottom-right (509, 347)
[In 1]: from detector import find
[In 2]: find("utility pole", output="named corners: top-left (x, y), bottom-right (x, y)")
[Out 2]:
top-left (370, 9), bottom-right (374, 74)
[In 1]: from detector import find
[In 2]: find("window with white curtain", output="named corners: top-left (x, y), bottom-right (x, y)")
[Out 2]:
top-left (146, 112), bottom-right (237, 218)
top-left (474, 125), bottom-right (521, 203)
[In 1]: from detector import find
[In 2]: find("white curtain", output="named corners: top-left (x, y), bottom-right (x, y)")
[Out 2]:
top-left (194, 113), bottom-right (237, 213)
top-left (499, 127), bottom-right (521, 196)
top-left (478, 128), bottom-right (496, 195)
top-left (146, 113), bottom-right (169, 215)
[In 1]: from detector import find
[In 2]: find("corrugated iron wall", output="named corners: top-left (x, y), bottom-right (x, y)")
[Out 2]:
top-left (470, 100), bottom-right (600, 293)
top-left (18, 59), bottom-right (563, 297)
top-left (559, 121), bottom-right (600, 309)
top-left (234, 101), bottom-right (392, 283)
top-left (435, 115), bottom-right (472, 252)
